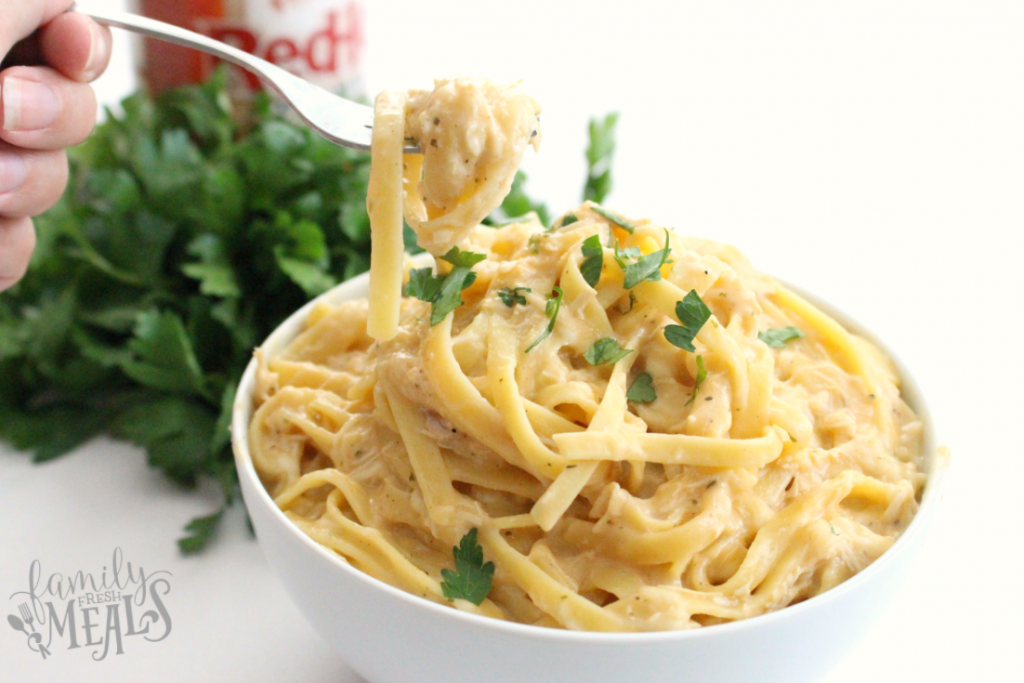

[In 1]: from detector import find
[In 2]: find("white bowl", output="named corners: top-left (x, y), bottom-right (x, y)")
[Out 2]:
top-left (231, 264), bottom-right (948, 683)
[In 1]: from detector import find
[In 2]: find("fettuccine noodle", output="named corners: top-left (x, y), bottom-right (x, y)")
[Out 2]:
top-left (249, 78), bottom-right (926, 632)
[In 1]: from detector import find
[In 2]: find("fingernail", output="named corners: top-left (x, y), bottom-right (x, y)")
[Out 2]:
top-left (83, 20), bottom-right (106, 80)
top-left (2, 78), bottom-right (58, 132)
top-left (0, 151), bottom-right (27, 194)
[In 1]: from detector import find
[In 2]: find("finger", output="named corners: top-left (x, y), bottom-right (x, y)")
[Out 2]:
top-left (0, 144), bottom-right (67, 218)
top-left (0, 1), bottom-right (75, 57)
top-left (39, 12), bottom-right (113, 83)
top-left (0, 216), bottom-right (36, 292)
top-left (0, 34), bottom-right (44, 71)
top-left (0, 66), bottom-right (97, 150)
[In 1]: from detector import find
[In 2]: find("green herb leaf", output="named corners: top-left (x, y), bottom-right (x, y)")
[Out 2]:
top-left (178, 507), bottom-right (226, 555)
top-left (497, 287), bottom-right (531, 307)
top-left (440, 528), bottom-right (495, 605)
top-left (685, 355), bottom-right (708, 406)
top-left (181, 234), bottom-right (241, 298)
top-left (526, 286), bottom-right (564, 353)
top-left (626, 372), bottom-right (657, 403)
top-left (439, 246), bottom-right (487, 270)
top-left (583, 113), bottom-right (619, 204)
top-left (556, 213), bottom-right (579, 229)
top-left (404, 268), bottom-right (444, 302)
top-left (403, 248), bottom-right (486, 325)
top-left (758, 326), bottom-right (806, 348)
top-left (664, 290), bottom-right (713, 353)
top-left (109, 394), bottom-right (217, 485)
top-left (612, 241), bottom-right (642, 269)
top-left (430, 270), bottom-right (477, 326)
top-left (591, 205), bottom-right (638, 234)
top-left (584, 337), bottom-right (633, 366)
top-left (121, 310), bottom-right (209, 399)
top-left (0, 402), bottom-right (113, 464)
top-left (623, 229), bottom-right (672, 289)
top-left (580, 234), bottom-right (604, 288)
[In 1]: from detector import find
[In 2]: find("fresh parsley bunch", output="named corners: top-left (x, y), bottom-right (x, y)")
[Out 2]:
top-left (0, 68), bottom-right (620, 554)
top-left (0, 72), bottom-right (376, 552)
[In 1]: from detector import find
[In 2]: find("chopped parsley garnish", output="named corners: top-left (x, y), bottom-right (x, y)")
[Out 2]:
top-left (758, 326), bottom-right (805, 348)
top-left (579, 234), bottom-right (604, 288)
top-left (440, 246), bottom-right (488, 270)
top-left (497, 287), bottom-right (531, 308)
top-left (404, 268), bottom-right (444, 302)
top-left (403, 247), bottom-right (486, 326)
top-left (685, 355), bottom-right (708, 406)
top-left (584, 337), bottom-right (632, 366)
top-left (626, 372), bottom-right (657, 403)
top-left (557, 213), bottom-right (579, 229)
top-left (590, 205), bottom-right (638, 233)
top-left (440, 528), bottom-right (494, 605)
top-left (611, 242), bottom-right (641, 269)
top-left (526, 286), bottom-right (564, 352)
top-left (664, 289), bottom-right (712, 352)
top-left (623, 229), bottom-right (672, 289)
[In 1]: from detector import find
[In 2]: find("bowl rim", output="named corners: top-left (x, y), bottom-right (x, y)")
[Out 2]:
top-left (231, 257), bottom-right (949, 644)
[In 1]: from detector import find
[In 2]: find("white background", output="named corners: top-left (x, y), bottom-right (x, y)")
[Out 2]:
top-left (2, 1), bottom-right (1022, 681)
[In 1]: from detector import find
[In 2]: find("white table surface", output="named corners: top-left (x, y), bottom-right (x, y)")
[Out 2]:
top-left (3, 2), bottom-right (1022, 681)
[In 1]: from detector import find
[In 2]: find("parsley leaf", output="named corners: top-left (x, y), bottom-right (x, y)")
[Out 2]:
top-left (580, 235), bottom-right (604, 288)
top-left (557, 213), bottom-right (579, 229)
top-left (439, 247), bottom-right (487, 270)
top-left (430, 271), bottom-right (477, 326)
top-left (121, 310), bottom-right (211, 400)
top-left (440, 528), bottom-right (495, 605)
top-left (526, 286), bottom-right (564, 353)
top-left (591, 205), bottom-right (638, 234)
top-left (664, 290), bottom-right (713, 352)
top-left (626, 372), bottom-right (657, 403)
top-left (584, 113), bottom-right (620, 204)
top-left (758, 326), bottom-right (806, 348)
top-left (404, 268), bottom-right (444, 302)
top-left (584, 338), bottom-right (633, 366)
top-left (178, 507), bottom-right (226, 555)
top-left (182, 234), bottom-right (241, 298)
top-left (109, 394), bottom-right (217, 486)
top-left (497, 287), bottom-right (531, 307)
top-left (403, 247), bottom-right (486, 326)
top-left (685, 355), bottom-right (708, 406)
top-left (623, 229), bottom-right (672, 289)
top-left (610, 242), bottom-right (643, 270)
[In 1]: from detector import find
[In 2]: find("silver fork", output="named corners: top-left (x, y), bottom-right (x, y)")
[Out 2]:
top-left (18, 603), bottom-right (36, 633)
top-left (69, 2), bottom-right (418, 153)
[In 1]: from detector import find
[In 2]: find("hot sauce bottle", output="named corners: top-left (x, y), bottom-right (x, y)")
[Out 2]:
top-left (139, 0), bottom-right (366, 97)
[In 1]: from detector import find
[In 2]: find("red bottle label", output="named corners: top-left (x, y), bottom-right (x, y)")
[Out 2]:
top-left (140, 0), bottom-right (365, 96)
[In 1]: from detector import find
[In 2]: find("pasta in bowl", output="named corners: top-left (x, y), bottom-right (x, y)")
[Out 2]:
top-left (231, 249), bottom-right (946, 682)
top-left (231, 77), bottom-right (948, 682)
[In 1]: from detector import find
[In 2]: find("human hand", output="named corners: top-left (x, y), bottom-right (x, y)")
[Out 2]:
top-left (0, 0), bottom-right (112, 291)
